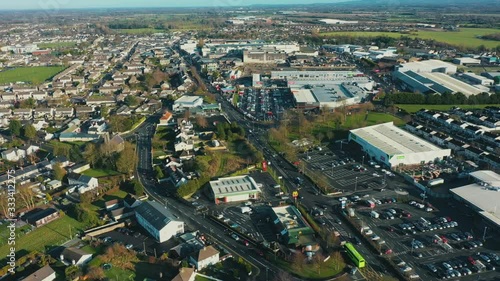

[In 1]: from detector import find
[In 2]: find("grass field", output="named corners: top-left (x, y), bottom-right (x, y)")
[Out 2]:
top-left (38, 41), bottom-right (76, 49)
top-left (396, 104), bottom-right (500, 113)
top-left (0, 215), bottom-right (85, 259)
top-left (320, 28), bottom-right (500, 49)
top-left (82, 168), bottom-right (122, 178)
top-left (274, 254), bottom-right (345, 279)
top-left (114, 28), bottom-right (165, 34)
top-left (0, 66), bottom-right (66, 85)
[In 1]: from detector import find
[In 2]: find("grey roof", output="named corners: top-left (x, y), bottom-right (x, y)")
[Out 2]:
top-left (62, 247), bottom-right (91, 263)
top-left (23, 265), bottom-right (55, 281)
top-left (135, 201), bottom-right (178, 231)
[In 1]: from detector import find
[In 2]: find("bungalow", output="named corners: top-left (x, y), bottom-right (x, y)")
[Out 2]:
top-left (116, 105), bottom-right (133, 115)
top-left (67, 172), bottom-right (99, 193)
top-left (31, 91), bottom-right (47, 100)
top-left (23, 265), bottom-right (56, 281)
top-left (21, 144), bottom-right (40, 155)
top-left (60, 247), bottom-right (92, 266)
top-left (35, 108), bottom-right (54, 119)
top-left (12, 108), bottom-right (33, 119)
top-left (189, 246), bottom-right (220, 270)
top-left (45, 179), bottom-right (62, 190)
top-left (172, 268), bottom-right (196, 281)
top-left (99, 86), bottom-right (121, 95)
top-left (86, 97), bottom-right (116, 106)
top-left (0, 109), bottom-right (12, 118)
top-left (174, 140), bottom-right (194, 152)
top-left (24, 208), bottom-right (60, 227)
top-left (1, 93), bottom-right (17, 102)
top-left (54, 107), bottom-right (74, 118)
top-left (75, 106), bottom-right (95, 117)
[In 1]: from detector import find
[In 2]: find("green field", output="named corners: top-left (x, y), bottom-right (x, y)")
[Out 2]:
top-left (321, 28), bottom-right (500, 48)
top-left (396, 104), bottom-right (500, 113)
top-left (82, 168), bottom-right (122, 178)
top-left (343, 112), bottom-right (405, 129)
top-left (0, 66), bottom-right (66, 85)
top-left (274, 254), bottom-right (345, 279)
top-left (38, 41), bottom-right (76, 49)
top-left (115, 28), bottom-right (165, 34)
top-left (0, 215), bottom-right (85, 259)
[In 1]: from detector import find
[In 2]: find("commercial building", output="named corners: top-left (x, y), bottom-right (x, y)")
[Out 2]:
top-left (292, 84), bottom-right (367, 109)
top-left (243, 49), bottom-right (287, 64)
top-left (395, 60), bottom-right (457, 74)
top-left (450, 170), bottom-right (500, 229)
top-left (452, 57), bottom-right (481, 66)
top-left (135, 201), bottom-right (184, 242)
top-left (271, 205), bottom-right (314, 245)
top-left (173, 96), bottom-right (204, 112)
top-left (209, 175), bottom-right (261, 204)
top-left (349, 122), bottom-right (451, 167)
top-left (461, 73), bottom-right (495, 86)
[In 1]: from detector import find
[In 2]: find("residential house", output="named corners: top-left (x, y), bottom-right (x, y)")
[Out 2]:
top-left (54, 107), bottom-right (74, 118)
top-left (86, 96), bottom-right (116, 106)
top-left (60, 247), bottom-right (92, 266)
top-left (1, 92), bottom-right (17, 102)
top-left (108, 134), bottom-right (125, 152)
top-left (12, 108), bottom-right (33, 119)
top-left (23, 265), bottom-right (56, 281)
top-left (87, 119), bottom-right (108, 135)
top-left (135, 200), bottom-right (184, 243)
top-left (0, 109), bottom-right (12, 118)
top-left (110, 206), bottom-right (134, 221)
top-left (158, 111), bottom-right (173, 126)
top-left (124, 194), bottom-right (142, 209)
top-left (1, 148), bottom-right (26, 162)
top-left (116, 105), bottom-right (133, 115)
top-left (105, 199), bottom-right (120, 210)
top-left (21, 144), bottom-right (40, 156)
top-left (189, 246), bottom-right (220, 270)
top-left (75, 106), bottom-right (95, 117)
top-left (45, 179), bottom-right (62, 190)
top-left (35, 108), bottom-right (54, 119)
top-left (172, 267), bottom-right (196, 281)
top-left (24, 208), bottom-right (60, 227)
top-left (67, 172), bottom-right (99, 194)
top-left (165, 166), bottom-right (188, 187)
top-left (31, 91), bottom-right (47, 100)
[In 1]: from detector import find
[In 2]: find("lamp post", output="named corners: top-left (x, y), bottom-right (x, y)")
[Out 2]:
top-left (362, 155), bottom-right (365, 166)
top-left (355, 177), bottom-right (358, 192)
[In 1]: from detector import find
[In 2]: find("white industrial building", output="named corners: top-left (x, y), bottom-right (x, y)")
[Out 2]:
top-left (450, 170), bottom-right (500, 229)
top-left (395, 60), bottom-right (457, 74)
top-left (135, 201), bottom-right (184, 243)
top-left (349, 122), bottom-right (451, 167)
top-left (461, 73), bottom-right (495, 86)
top-left (292, 84), bottom-right (367, 109)
top-left (209, 175), bottom-right (261, 204)
top-left (173, 95), bottom-right (204, 111)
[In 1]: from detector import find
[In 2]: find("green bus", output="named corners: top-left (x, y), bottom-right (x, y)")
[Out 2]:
top-left (344, 242), bottom-right (366, 268)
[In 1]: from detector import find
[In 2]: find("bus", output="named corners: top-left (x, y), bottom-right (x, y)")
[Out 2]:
top-left (344, 242), bottom-right (366, 268)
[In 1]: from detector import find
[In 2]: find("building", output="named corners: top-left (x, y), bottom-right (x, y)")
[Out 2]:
top-left (349, 122), bottom-right (451, 167)
top-left (209, 175), bottom-right (262, 204)
top-left (292, 84), bottom-right (367, 110)
top-left (159, 111), bottom-right (173, 125)
top-left (173, 96), bottom-right (204, 112)
top-left (23, 265), bottom-right (56, 281)
top-left (243, 49), bottom-right (287, 64)
top-left (394, 60), bottom-right (457, 74)
top-left (1, 148), bottom-right (26, 162)
top-left (461, 73), bottom-right (494, 86)
top-left (271, 205), bottom-right (315, 245)
top-left (24, 208), bottom-right (60, 227)
top-left (135, 201), bottom-right (184, 242)
top-left (452, 57), bottom-right (481, 66)
top-left (172, 267), bottom-right (196, 281)
top-left (60, 247), bottom-right (92, 266)
top-left (67, 173), bottom-right (99, 194)
top-left (189, 246), bottom-right (220, 270)
top-left (450, 170), bottom-right (500, 230)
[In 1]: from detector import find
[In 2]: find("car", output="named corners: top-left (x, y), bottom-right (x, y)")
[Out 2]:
top-left (372, 173), bottom-right (381, 177)
top-left (371, 235), bottom-right (380, 241)
top-left (387, 226), bottom-right (395, 232)
top-left (413, 252), bottom-right (423, 258)
top-left (426, 264), bottom-right (438, 273)
top-left (468, 256), bottom-right (476, 265)
top-left (231, 234), bottom-right (239, 241)
top-left (334, 218), bottom-right (342, 224)
top-left (486, 263), bottom-right (496, 270)
top-left (461, 268), bottom-right (472, 275)
top-left (102, 236), bottom-right (112, 243)
top-left (487, 252), bottom-right (500, 261)
top-left (388, 209), bottom-right (397, 215)
top-left (450, 233), bottom-right (461, 241)
top-left (480, 254), bottom-right (491, 263)
top-left (442, 262), bottom-right (453, 271)
top-left (316, 218), bottom-right (326, 225)
top-left (474, 240), bottom-right (483, 247)
top-left (125, 244), bottom-right (133, 250)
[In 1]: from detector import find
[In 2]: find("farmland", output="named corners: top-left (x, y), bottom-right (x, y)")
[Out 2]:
top-left (0, 66), bottom-right (66, 85)
top-left (320, 28), bottom-right (500, 49)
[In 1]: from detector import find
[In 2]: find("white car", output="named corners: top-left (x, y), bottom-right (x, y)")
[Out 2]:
top-left (372, 173), bottom-right (381, 178)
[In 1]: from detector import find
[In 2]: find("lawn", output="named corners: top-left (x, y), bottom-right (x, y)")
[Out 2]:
top-left (0, 215), bottom-right (85, 259)
top-left (92, 189), bottom-right (130, 209)
top-left (38, 41), bottom-right (76, 49)
top-left (320, 28), bottom-right (500, 49)
top-left (0, 66), bottom-right (66, 85)
top-left (274, 255), bottom-right (345, 279)
top-left (82, 168), bottom-right (122, 178)
top-left (343, 112), bottom-right (405, 129)
top-left (396, 104), bottom-right (499, 113)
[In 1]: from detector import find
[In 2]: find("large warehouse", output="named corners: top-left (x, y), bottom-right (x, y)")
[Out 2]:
top-left (349, 122), bottom-right (452, 167)
top-left (450, 170), bottom-right (500, 230)
top-left (209, 175), bottom-right (261, 204)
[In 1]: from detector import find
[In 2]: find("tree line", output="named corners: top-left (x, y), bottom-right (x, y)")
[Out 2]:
top-left (384, 91), bottom-right (500, 106)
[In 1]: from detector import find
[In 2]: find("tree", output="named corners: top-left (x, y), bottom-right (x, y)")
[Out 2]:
top-left (9, 120), bottom-right (22, 137)
top-left (22, 124), bottom-right (36, 140)
top-left (195, 115), bottom-right (208, 128)
top-left (16, 184), bottom-right (36, 210)
top-left (86, 265), bottom-right (105, 280)
top-left (65, 265), bottom-right (82, 281)
top-left (273, 271), bottom-right (293, 281)
top-left (45, 193), bottom-right (53, 202)
top-left (83, 143), bottom-right (99, 167)
top-left (53, 162), bottom-right (66, 181)
top-left (154, 165), bottom-right (164, 179)
top-left (133, 180), bottom-right (144, 196)
top-left (99, 105), bottom-right (109, 118)
top-left (331, 251), bottom-right (345, 271)
top-left (101, 243), bottom-right (139, 270)
top-left (116, 142), bottom-right (137, 175)
top-left (313, 253), bottom-right (324, 275)
top-left (124, 95), bottom-right (139, 107)
top-left (292, 252), bottom-right (305, 271)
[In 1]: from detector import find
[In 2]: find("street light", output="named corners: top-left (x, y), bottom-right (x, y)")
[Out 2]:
top-left (362, 155), bottom-right (365, 166)
top-left (355, 177), bottom-right (358, 192)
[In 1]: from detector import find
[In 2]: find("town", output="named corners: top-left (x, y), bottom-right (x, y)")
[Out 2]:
top-left (0, 1), bottom-right (499, 281)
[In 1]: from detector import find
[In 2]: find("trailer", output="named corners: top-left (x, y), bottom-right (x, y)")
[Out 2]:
top-left (428, 178), bottom-right (444, 187)
top-left (239, 206), bottom-right (252, 214)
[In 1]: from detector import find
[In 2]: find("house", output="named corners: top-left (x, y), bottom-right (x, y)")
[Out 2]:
top-left (174, 139), bottom-right (194, 152)
top-left (110, 206), bottom-right (134, 221)
top-left (24, 208), bottom-right (60, 227)
top-left (135, 200), bottom-right (184, 243)
top-left (35, 108), bottom-right (54, 119)
top-left (45, 179), bottom-right (62, 190)
top-left (172, 267), bottom-right (196, 281)
top-left (54, 107), bottom-right (74, 118)
top-left (67, 172), bottom-right (99, 193)
top-left (12, 108), bottom-right (33, 119)
top-left (23, 265), bottom-right (56, 281)
top-left (21, 144), bottom-right (40, 156)
top-left (158, 111), bottom-right (173, 126)
top-left (60, 247), bottom-right (92, 266)
top-left (108, 134), bottom-right (125, 152)
top-left (105, 199), bottom-right (120, 210)
top-left (165, 166), bottom-right (188, 187)
top-left (189, 246), bottom-right (220, 270)
top-left (173, 96), bottom-right (203, 112)
top-left (1, 148), bottom-right (26, 162)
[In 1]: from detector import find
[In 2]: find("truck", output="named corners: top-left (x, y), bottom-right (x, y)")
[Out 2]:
top-left (370, 211), bottom-right (380, 218)
top-left (428, 178), bottom-right (445, 187)
top-left (365, 200), bottom-right (375, 208)
top-left (239, 206), bottom-right (252, 214)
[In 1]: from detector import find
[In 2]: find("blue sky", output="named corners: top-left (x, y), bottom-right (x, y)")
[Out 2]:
top-left (2, 0), bottom-right (346, 10)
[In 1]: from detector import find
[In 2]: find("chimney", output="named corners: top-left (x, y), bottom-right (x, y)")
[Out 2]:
top-left (60, 254), bottom-right (64, 261)
top-left (72, 259), bottom-right (76, 265)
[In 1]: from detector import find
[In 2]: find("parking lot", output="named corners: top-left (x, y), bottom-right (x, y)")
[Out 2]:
top-left (350, 195), bottom-right (500, 280)
top-left (238, 88), bottom-right (294, 121)
top-left (300, 147), bottom-right (399, 193)
top-left (95, 226), bottom-right (171, 256)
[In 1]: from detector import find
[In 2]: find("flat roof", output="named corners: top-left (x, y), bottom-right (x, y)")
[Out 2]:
top-left (419, 72), bottom-right (483, 97)
top-left (272, 205), bottom-right (307, 230)
top-left (450, 181), bottom-right (500, 227)
top-left (350, 122), bottom-right (445, 156)
top-left (293, 89), bottom-right (317, 104)
top-left (469, 170), bottom-right (500, 186)
top-left (210, 175), bottom-right (261, 197)
top-left (175, 95), bottom-right (202, 103)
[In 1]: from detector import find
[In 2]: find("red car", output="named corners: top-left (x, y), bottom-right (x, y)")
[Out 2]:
top-left (468, 256), bottom-right (476, 265)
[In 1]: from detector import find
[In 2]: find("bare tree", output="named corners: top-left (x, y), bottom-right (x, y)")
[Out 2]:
top-left (273, 271), bottom-right (293, 281)
top-left (195, 115), bottom-right (209, 128)
top-left (16, 184), bottom-right (36, 210)
top-left (331, 251), bottom-right (344, 271)
top-left (313, 252), bottom-right (324, 275)
top-left (292, 252), bottom-right (306, 271)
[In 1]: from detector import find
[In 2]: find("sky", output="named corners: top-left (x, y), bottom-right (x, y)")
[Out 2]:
top-left (1, 0), bottom-right (346, 10)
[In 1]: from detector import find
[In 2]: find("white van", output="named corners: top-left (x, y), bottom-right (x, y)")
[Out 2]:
top-left (370, 211), bottom-right (380, 219)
